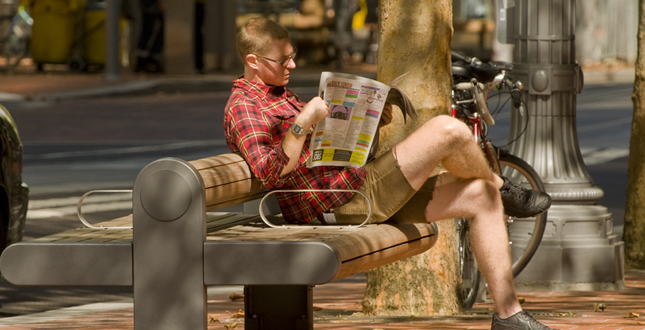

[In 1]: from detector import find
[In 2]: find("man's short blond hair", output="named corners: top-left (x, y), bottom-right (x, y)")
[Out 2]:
top-left (237, 17), bottom-right (291, 63)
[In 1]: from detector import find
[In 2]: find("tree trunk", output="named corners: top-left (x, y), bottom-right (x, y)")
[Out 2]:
top-left (361, 0), bottom-right (461, 316)
top-left (624, 0), bottom-right (645, 269)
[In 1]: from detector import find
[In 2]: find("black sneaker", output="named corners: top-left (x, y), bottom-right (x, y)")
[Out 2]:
top-left (491, 311), bottom-right (559, 330)
top-left (499, 176), bottom-right (551, 218)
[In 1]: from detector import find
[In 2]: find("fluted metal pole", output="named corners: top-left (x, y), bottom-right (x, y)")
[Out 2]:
top-left (506, 0), bottom-right (624, 290)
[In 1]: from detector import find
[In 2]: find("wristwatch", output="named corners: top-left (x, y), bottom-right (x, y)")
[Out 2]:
top-left (291, 123), bottom-right (306, 136)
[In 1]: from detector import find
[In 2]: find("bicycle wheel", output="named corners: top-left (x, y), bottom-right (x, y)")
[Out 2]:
top-left (456, 217), bottom-right (480, 308)
top-left (498, 153), bottom-right (548, 277)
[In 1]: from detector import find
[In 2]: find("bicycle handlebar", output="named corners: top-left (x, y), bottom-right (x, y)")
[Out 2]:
top-left (452, 51), bottom-right (526, 120)
top-left (451, 51), bottom-right (474, 65)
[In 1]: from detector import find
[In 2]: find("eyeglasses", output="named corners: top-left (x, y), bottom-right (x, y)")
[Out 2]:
top-left (255, 49), bottom-right (297, 67)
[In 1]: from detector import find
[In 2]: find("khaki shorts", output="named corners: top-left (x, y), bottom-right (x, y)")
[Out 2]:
top-left (333, 149), bottom-right (438, 224)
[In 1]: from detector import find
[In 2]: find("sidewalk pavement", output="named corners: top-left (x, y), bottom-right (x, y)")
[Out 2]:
top-left (0, 270), bottom-right (644, 329)
top-left (0, 65), bottom-right (635, 103)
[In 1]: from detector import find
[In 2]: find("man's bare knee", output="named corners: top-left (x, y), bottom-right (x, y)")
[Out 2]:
top-left (460, 179), bottom-right (502, 216)
top-left (422, 115), bottom-right (472, 148)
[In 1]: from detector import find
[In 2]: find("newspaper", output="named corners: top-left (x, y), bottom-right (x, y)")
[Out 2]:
top-left (307, 72), bottom-right (391, 168)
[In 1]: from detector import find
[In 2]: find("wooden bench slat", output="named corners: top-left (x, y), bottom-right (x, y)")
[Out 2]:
top-left (204, 184), bottom-right (267, 211)
top-left (189, 153), bottom-right (246, 171)
top-left (325, 223), bottom-right (434, 261)
top-left (189, 154), bottom-right (269, 211)
top-left (332, 235), bottom-right (436, 281)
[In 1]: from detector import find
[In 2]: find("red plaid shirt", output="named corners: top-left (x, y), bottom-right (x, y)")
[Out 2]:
top-left (224, 77), bottom-right (367, 223)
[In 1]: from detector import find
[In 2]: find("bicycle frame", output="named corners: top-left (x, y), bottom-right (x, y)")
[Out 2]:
top-left (450, 100), bottom-right (501, 175)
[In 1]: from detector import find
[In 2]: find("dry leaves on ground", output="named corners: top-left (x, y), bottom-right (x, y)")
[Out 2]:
top-left (593, 303), bottom-right (606, 312)
top-left (230, 309), bottom-right (245, 319)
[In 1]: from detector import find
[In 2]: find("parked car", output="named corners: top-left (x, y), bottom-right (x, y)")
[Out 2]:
top-left (0, 104), bottom-right (28, 253)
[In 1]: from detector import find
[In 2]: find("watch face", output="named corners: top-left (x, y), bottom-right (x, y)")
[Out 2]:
top-left (292, 124), bottom-right (304, 135)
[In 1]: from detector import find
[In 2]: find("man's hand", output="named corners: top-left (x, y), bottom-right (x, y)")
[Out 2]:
top-left (379, 103), bottom-right (393, 127)
top-left (280, 96), bottom-right (329, 177)
top-left (297, 97), bottom-right (330, 128)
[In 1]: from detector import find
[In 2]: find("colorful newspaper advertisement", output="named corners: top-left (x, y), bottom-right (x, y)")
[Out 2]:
top-left (307, 72), bottom-right (391, 168)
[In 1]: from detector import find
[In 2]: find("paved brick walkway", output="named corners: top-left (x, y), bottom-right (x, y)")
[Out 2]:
top-left (2, 270), bottom-right (644, 329)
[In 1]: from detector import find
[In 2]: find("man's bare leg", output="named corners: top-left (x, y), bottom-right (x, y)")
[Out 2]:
top-left (393, 115), bottom-right (503, 190)
top-left (423, 173), bottom-right (521, 318)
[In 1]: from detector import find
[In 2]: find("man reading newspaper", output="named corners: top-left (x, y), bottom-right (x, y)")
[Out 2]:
top-left (224, 17), bottom-right (555, 330)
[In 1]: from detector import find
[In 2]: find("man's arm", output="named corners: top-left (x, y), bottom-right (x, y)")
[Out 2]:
top-left (279, 96), bottom-right (329, 177)
top-left (226, 96), bottom-right (329, 186)
top-left (280, 100), bottom-right (391, 176)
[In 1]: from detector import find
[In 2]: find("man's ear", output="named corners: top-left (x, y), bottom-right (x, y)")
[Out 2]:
top-left (246, 54), bottom-right (259, 70)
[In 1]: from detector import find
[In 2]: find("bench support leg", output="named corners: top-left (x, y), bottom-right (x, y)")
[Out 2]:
top-left (244, 285), bottom-right (313, 330)
top-left (133, 159), bottom-right (207, 330)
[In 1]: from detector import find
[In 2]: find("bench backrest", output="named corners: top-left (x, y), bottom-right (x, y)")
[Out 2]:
top-left (189, 153), bottom-right (268, 211)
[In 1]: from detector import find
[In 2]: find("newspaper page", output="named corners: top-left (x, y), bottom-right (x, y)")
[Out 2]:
top-left (307, 72), bottom-right (391, 168)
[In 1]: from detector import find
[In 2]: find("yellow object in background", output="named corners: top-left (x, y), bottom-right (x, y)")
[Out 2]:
top-left (29, 0), bottom-right (82, 64)
top-left (27, 0), bottom-right (124, 68)
top-left (83, 2), bottom-right (124, 65)
top-left (352, 0), bottom-right (367, 30)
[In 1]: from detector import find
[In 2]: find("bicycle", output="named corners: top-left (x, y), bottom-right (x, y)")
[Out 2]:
top-left (450, 51), bottom-right (548, 308)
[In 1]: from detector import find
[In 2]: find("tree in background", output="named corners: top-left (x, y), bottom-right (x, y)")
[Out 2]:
top-left (625, 0), bottom-right (645, 269)
top-left (361, 0), bottom-right (462, 315)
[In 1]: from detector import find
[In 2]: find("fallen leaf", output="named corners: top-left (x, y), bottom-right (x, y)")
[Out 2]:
top-left (593, 303), bottom-right (606, 312)
top-left (230, 309), bottom-right (245, 318)
top-left (207, 314), bottom-right (220, 323)
top-left (313, 306), bottom-right (323, 311)
top-left (225, 323), bottom-right (238, 329)
top-left (229, 292), bottom-right (244, 301)
top-left (518, 297), bottom-right (525, 304)
top-left (629, 312), bottom-right (640, 318)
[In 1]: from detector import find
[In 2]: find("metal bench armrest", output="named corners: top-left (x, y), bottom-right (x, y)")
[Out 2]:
top-left (259, 189), bottom-right (372, 229)
top-left (77, 190), bottom-right (133, 229)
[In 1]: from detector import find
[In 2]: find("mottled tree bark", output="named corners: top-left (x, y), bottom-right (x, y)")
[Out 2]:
top-left (361, 0), bottom-right (462, 316)
top-left (625, 0), bottom-right (645, 269)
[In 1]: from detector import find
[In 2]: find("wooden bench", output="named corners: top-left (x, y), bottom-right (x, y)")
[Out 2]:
top-left (0, 153), bottom-right (438, 330)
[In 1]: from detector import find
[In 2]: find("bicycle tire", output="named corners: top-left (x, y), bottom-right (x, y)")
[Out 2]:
top-left (497, 153), bottom-right (548, 277)
top-left (456, 217), bottom-right (480, 308)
